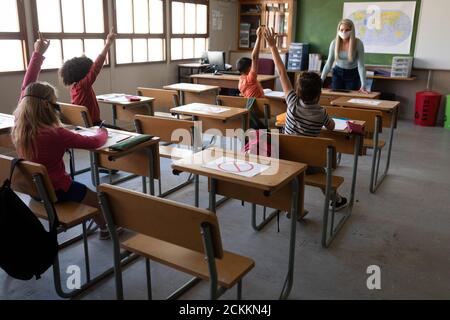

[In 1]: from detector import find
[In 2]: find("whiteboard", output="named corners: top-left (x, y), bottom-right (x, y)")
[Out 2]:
top-left (414, 0), bottom-right (450, 70)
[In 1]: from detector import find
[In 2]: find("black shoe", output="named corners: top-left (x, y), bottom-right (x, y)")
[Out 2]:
top-left (331, 197), bottom-right (348, 211)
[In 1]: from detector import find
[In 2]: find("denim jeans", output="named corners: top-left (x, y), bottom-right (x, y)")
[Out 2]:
top-left (332, 66), bottom-right (361, 91)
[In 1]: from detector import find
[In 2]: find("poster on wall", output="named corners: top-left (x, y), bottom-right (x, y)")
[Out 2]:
top-left (343, 1), bottom-right (416, 54)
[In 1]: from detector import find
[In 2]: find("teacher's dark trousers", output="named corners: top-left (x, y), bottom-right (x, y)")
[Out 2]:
top-left (332, 66), bottom-right (361, 90)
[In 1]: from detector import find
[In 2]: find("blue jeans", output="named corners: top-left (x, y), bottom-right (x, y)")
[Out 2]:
top-left (332, 66), bottom-right (361, 91)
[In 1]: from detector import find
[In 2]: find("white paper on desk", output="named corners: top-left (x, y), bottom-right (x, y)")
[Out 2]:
top-left (202, 156), bottom-right (270, 178)
top-left (323, 118), bottom-right (348, 131)
top-left (70, 128), bottom-right (130, 149)
top-left (97, 93), bottom-right (128, 103)
top-left (348, 98), bottom-right (381, 106)
top-left (264, 90), bottom-right (285, 98)
top-left (190, 105), bottom-right (230, 114)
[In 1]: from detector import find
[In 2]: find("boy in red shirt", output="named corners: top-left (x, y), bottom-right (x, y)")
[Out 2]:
top-left (59, 29), bottom-right (117, 126)
top-left (237, 26), bottom-right (265, 98)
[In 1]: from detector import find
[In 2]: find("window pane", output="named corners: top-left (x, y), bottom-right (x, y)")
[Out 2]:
top-left (116, 38), bottom-right (132, 64)
top-left (116, 0), bottom-right (133, 33)
top-left (196, 4), bottom-right (207, 34)
top-left (183, 38), bottom-right (194, 59)
top-left (194, 38), bottom-right (206, 58)
top-left (61, 0), bottom-right (84, 33)
top-left (171, 38), bottom-right (182, 60)
top-left (172, 2), bottom-right (184, 34)
top-left (84, 0), bottom-right (104, 33)
top-left (148, 39), bottom-right (164, 61)
top-left (133, 39), bottom-right (148, 62)
top-left (36, 0), bottom-right (62, 32)
top-left (134, 0), bottom-right (149, 34)
top-left (0, 0), bottom-right (20, 32)
top-left (0, 40), bottom-right (24, 72)
top-left (184, 3), bottom-right (196, 34)
top-left (84, 39), bottom-right (105, 61)
top-left (149, 0), bottom-right (163, 34)
top-left (42, 40), bottom-right (62, 69)
top-left (63, 39), bottom-right (83, 62)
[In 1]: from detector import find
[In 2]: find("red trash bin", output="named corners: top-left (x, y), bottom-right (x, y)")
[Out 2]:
top-left (415, 91), bottom-right (442, 126)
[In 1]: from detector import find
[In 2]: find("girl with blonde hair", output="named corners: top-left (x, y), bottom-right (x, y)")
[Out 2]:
top-left (321, 19), bottom-right (368, 93)
top-left (13, 35), bottom-right (113, 240)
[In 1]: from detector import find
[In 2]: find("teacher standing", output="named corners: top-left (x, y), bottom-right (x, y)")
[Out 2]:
top-left (321, 19), bottom-right (368, 93)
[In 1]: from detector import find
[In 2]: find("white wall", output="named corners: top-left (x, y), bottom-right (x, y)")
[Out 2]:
top-left (0, 0), bottom-right (238, 121)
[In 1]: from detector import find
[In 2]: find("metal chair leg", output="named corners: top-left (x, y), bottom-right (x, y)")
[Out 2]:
top-left (145, 258), bottom-right (152, 300)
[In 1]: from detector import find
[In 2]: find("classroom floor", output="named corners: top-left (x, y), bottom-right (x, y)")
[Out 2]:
top-left (1, 120), bottom-right (449, 300)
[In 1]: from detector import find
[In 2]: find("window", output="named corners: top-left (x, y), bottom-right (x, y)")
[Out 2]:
top-left (31, 0), bottom-right (109, 70)
top-left (170, 0), bottom-right (209, 61)
top-left (113, 0), bottom-right (166, 64)
top-left (0, 0), bottom-right (28, 72)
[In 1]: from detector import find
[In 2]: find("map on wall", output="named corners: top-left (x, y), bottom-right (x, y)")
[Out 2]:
top-left (343, 1), bottom-right (416, 54)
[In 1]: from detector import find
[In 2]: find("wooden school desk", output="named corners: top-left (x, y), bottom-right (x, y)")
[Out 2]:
top-left (172, 148), bottom-right (306, 299)
top-left (163, 83), bottom-right (220, 105)
top-left (170, 103), bottom-right (249, 135)
top-left (97, 94), bottom-right (155, 126)
top-left (190, 73), bottom-right (277, 91)
top-left (276, 115), bottom-right (366, 245)
top-left (320, 89), bottom-right (381, 106)
top-left (71, 127), bottom-right (161, 195)
top-left (331, 97), bottom-right (400, 192)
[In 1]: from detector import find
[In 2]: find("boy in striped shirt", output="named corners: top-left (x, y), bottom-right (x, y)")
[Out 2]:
top-left (265, 28), bottom-right (348, 212)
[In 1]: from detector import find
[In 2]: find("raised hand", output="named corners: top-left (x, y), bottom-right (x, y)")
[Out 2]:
top-left (106, 28), bottom-right (117, 46)
top-left (34, 32), bottom-right (50, 55)
top-left (264, 27), bottom-right (277, 48)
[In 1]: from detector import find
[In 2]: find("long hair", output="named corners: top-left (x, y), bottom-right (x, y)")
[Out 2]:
top-left (12, 82), bottom-right (61, 159)
top-left (335, 19), bottom-right (357, 63)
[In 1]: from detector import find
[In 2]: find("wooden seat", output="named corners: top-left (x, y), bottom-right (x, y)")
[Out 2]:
top-left (18, 194), bottom-right (99, 229)
top-left (58, 102), bottom-right (93, 127)
top-left (137, 87), bottom-right (187, 119)
top-left (121, 234), bottom-right (254, 289)
top-left (305, 173), bottom-right (344, 190)
top-left (154, 111), bottom-right (191, 120)
top-left (98, 184), bottom-right (255, 299)
top-left (217, 95), bottom-right (272, 127)
top-left (159, 145), bottom-right (194, 160)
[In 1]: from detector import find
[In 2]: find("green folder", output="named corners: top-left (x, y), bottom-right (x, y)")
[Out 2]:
top-left (109, 134), bottom-right (153, 151)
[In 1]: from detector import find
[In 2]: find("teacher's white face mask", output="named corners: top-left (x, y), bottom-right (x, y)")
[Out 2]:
top-left (338, 31), bottom-right (351, 40)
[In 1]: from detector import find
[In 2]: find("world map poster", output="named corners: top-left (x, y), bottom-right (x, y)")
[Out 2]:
top-left (343, 1), bottom-right (416, 54)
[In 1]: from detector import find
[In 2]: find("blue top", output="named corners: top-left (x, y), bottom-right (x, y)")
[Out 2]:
top-left (321, 39), bottom-right (366, 88)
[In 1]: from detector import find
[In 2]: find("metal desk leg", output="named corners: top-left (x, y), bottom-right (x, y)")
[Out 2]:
top-left (112, 104), bottom-right (117, 127)
top-left (279, 175), bottom-right (300, 300)
top-left (370, 109), bottom-right (397, 193)
top-left (93, 153), bottom-right (101, 188)
top-left (348, 135), bottom-right (362, 208)
top-left (147, 147), bottom-right (155, 196)
top-left (209, 178), bottom-right (217, 214)
top-left (195, 174), bottom-right (200, 207)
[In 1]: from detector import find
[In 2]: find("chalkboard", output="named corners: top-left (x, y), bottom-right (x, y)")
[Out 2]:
top-left (296, 0), bottom-right (422, 66)
top-left (414, 0), bottom-right (450, 70)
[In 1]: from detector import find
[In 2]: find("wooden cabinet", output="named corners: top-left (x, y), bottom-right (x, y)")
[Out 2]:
top-left (238, 0), bottom-right (296, 52)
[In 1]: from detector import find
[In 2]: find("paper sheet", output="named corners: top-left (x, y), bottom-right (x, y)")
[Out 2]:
top-left (202, 156), bottom-right (270, 178)
top-left (324, 118), bottom-right (348, 131)
top-left (70, 128), bottom-right (131, 149)
top-left (348, 99), bottom-right (382, 106)
top-left (264, 90), bottom-right (285, 98)
top-left (97, 93), bottom-right (129, 103)
top-left (190, 105), bottom-right (230, 114)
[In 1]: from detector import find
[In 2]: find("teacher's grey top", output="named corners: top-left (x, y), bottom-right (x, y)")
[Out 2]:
top-left (321, 39), bottom-right (366, 88)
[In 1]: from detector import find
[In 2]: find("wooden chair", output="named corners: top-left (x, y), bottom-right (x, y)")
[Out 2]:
top-left (0, 155), bottom-right (133, 298)
top-left (137, 87), bottom-right (189, 120)
top-left (216, 95), bottom-right (272, 129)
top-left (98, 184), bottom-right (255, 300)
top-left (325, 106), bottom-right (385, 193)
top-left (58, 102), bottom-right (95, 182)
top-left (134, 115), bottom-right (199, 205)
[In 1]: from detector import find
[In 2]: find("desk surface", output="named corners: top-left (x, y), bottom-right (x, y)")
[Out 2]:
top-left (331, 97), bottom-right (400, 111)
top-left (164, 83), bottom-right (220, 93)
top-left (275, 113), bottom-right (365, 132)
top-left (172, 148), bottom-right (306, 191)
top-left (97, 94), bottom-right (154, 106)
top-left (0, 113), bottom-right (15, 132)
top-left (322, 89), bottom-right (381, 99)
top-left (191, 73), bottom-right (277, 82)
top-left (171, 103), bottom-right (248, 121)
top-left (178, 63), bottom-right (210, 68)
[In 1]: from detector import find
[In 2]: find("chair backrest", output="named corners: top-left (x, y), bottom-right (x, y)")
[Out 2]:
top-left (0, 155), bottom-right (57, 202)
top-left (137, 87), bottom-right (179, 113)
top-left (273, 133), bottom-right (337, 168)
top-left (134, 115), bottom-right (195, 145)
top-left (324, 106), bottom-right (382, 135)
top-left (58, 102), bottom-right (93, 127)
top-left (217, 95), bottom-right (270, 118)
top-left (257, 58), bottom-right (275, 75)
top-left (98, 184), bottom-right (223, 258)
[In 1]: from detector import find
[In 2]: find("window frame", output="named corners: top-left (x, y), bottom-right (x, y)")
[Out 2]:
top-left (169, 0), bottom-right (210, 62)
top-left (112, 0), bottom-right (167, 66)
top-left (30, 0), bottom-right (110, 71)
top-left (0, 0), bottom-right (30, 74)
